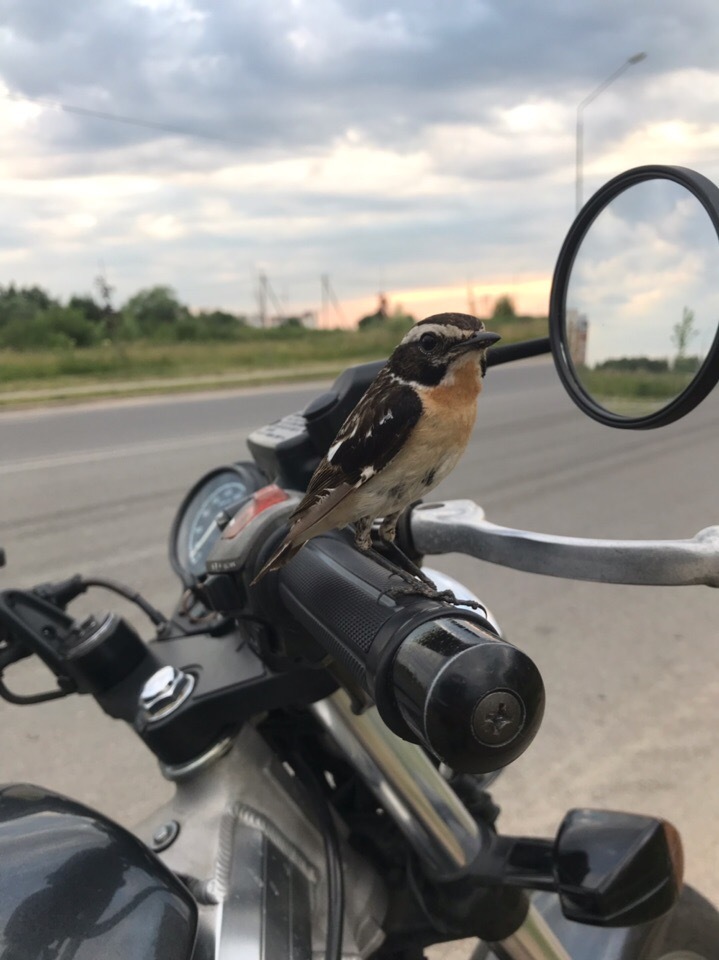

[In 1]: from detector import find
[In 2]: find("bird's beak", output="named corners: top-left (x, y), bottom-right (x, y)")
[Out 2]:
top-left (452, 330), bottom-right (501, 353)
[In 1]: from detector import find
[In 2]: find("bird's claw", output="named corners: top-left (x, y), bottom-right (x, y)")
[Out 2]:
top-left (386, 581), bottom-right (487, 613)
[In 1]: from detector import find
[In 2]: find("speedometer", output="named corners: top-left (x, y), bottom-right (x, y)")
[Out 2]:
top-left (169, 463), bottom-right (266, 584)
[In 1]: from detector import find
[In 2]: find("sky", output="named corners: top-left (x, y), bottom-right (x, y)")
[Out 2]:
top-left (568, 177), bottom-right (719, 364)
top-left (2, 0), bottom-right (719, 326)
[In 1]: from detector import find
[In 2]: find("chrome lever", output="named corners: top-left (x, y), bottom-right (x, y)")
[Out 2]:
top-left (410, 499), bottom-right (719, 587)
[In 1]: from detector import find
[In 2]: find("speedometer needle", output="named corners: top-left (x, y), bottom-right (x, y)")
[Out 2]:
top-left (189, 522), bottom-right (219, 563)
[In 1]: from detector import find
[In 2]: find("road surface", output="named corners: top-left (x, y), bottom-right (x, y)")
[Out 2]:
top-left (2, 359), bottom-right (719, 920)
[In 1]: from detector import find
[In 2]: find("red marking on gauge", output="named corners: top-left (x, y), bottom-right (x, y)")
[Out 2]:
top-left (221, 485), bottom-right (290, 539)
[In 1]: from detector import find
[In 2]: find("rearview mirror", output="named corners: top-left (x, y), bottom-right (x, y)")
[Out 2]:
top-left (549, 165), bottom-right (719, 428)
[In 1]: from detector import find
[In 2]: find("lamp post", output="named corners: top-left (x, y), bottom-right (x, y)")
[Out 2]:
top-left (575, 52), bottom-right (647, 213)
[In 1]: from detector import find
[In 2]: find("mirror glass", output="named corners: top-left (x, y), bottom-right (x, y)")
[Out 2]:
top-left (564, 178), bottom-right (719, 417)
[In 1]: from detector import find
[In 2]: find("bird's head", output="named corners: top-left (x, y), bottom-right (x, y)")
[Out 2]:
top-left (388, 313), bottom-right (501, 387)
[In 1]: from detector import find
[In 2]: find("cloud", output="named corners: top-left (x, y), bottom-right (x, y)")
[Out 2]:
top-left (1, 0), bottom-right (719, 322)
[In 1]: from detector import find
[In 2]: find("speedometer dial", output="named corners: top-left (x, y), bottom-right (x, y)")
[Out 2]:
top-left (169, 463), bottom-right (266, 584)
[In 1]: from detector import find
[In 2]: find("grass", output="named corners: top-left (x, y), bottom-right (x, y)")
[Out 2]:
top-left (578, 367), bottom-right (695, 416)
top-left (0, 316), bottom-right (548, 402)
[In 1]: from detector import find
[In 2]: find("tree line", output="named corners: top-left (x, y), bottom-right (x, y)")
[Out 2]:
top-left (0, 282), bottom-right (261, 350)
top-left (0, 281), bottom-right (525, 351)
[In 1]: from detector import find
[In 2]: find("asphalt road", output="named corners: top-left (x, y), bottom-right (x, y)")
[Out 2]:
top-left (2, 359), bottom-right (719, 915)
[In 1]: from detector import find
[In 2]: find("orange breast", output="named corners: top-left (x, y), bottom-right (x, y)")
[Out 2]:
top-left (419, 356), bottom-right (481, 447)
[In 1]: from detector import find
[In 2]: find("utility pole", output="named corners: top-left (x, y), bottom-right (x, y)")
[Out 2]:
top-left (321, 274), bottom-right (346, 327)
top-left (95, 260), bottom-right (118, 342)
top-left (257, 271), bottom-right (268, 328)
top-left (467, 282), bottom-right (477, 317)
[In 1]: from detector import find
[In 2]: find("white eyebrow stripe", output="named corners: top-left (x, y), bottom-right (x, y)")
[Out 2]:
top-left (402, 323), bottom-right (470, 343)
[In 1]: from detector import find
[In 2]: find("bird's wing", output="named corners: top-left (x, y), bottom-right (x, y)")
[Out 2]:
top-left (287, 369), bottom-right (423, 536)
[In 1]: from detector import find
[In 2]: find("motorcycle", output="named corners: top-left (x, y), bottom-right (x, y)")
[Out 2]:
top-left (2, 163), bottom-right (719, 960)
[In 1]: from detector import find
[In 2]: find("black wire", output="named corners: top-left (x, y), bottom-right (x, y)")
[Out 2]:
top-left (0, 676), bottom-right (70, 705)
top-left (78, 579), bottom-right (264, 639)
top-left (405, 855), bottom-right (452, 937)
top-left (289, 752), bottom-right (344, 960)
top-left (79, 577), bottom-right (169, 627)
top-left (4, 90), bottom-right (245, 146)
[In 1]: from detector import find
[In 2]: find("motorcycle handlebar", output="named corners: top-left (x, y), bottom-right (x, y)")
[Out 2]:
top-left (263, 531), bottom-right (545, 774)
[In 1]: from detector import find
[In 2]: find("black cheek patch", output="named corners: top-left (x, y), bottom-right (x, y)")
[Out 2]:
top-left (388, 345), bottom-right (447, 386)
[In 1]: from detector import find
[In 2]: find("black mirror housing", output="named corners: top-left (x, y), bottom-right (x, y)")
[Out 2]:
top-left (555, 808), bottom-right (684, 927)
top-left (549, 164), bottom-right (719, 429)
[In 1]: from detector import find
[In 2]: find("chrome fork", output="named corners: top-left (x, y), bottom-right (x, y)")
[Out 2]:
top-left (312, 689), bottom-right (571, 960)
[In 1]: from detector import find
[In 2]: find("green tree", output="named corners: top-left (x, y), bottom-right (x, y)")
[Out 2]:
top-left (197, 309), bottom-right (247, 340)
top-left (121, 286), bottom-right (190, 340)
top-left (492, 295), bottom-right (516, 319)
top-left (671, 306), bottom-right (698, 361)
top-left (47, 306), bottom-right (100, 348)
top-left (358, 293), bottom-right (392, 329)
top-left (0, 284), bottom-right (57, 330)
top-left (68, 295), bottom-right (104, 326)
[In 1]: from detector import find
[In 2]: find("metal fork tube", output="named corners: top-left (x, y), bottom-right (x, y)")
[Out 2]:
top-left (489, 904), bottom-right (572, 960)
top-left (311, 689), bottom-right (481, 879)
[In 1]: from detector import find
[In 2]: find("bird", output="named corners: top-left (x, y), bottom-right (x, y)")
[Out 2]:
top-left (252, 312), bottom-right (500, 585)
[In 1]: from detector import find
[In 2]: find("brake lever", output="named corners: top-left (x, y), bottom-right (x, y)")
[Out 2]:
top-left (409, 499), bottom-right (719, 587)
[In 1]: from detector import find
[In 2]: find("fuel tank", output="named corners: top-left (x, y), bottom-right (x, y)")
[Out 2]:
top-left (0, 783), bottom-right (197, 960)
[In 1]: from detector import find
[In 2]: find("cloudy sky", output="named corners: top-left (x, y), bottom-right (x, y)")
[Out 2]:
top-left (2, 0), bottom-right (719, 325)
top-left (568, 177), bottom-right (719, 363)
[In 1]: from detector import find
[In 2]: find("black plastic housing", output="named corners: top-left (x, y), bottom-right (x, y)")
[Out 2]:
top-left (247, 361), bottom-right (384, 489)
top-left (136, 630), bottom-right (337, 766)
top-left (555, 808), bottom-right (684, 927)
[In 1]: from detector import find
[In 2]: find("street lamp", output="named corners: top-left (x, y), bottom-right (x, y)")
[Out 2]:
top-left (575, 52), bottom-right (647, 212)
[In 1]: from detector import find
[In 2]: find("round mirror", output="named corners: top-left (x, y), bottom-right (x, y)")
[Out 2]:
top-left (550, 165), bottom-right (719, 428)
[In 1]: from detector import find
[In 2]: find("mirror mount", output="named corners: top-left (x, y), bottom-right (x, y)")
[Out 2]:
top-left (550, 164), bottom-right (719, 428)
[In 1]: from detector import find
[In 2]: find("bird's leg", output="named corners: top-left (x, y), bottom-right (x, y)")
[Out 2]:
top-left (377, 513), bottom-right (400, 543)
top-left (363, 516), bottom-right (485, 611)
top-left (354, 516), bottom-right (421, 586)
top-left (375, 514), bottom-right (437, 587)
top-left (353, 516), bottom-right (374, 552)
top-left (372, 515), bottom-right (487, 612)
top-left (355, 518), bottom-right (484, 611)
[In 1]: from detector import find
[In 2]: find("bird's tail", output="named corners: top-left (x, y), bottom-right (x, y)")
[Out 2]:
top-left (250, 536), bottom-right (302, 585)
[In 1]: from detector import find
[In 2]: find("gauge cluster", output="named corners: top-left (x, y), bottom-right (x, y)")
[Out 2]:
top-left (169, 463), bottom-right (266, 585)
top-left (169, 361), bottom-right (384, 586)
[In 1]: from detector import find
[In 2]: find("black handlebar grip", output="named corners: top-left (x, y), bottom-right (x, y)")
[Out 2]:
top-left (261, 530), bottom-right (544, 774)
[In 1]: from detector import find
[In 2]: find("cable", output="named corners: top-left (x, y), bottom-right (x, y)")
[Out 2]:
top-left (79, 577), bottom-right (169, 628)
top-left (0, 676), bottom-right (70, 705)
top-left (3, 90), bottom-right (244, 146)
top-left (289, 752), bottom-right (344, 960)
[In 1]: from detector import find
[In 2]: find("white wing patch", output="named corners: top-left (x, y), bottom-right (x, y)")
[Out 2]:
top-left (327, 414), bottom-right (361, 463)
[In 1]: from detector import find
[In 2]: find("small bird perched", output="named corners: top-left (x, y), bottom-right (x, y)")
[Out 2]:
top-left (253, 313), bottom-right (500, 584)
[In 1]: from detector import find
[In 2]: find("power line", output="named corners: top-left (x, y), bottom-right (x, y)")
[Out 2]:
top-left (3, 89), bottom-right (244, 146)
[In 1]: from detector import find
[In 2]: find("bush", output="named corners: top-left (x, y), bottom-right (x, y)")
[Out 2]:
top-left (0, 313), bottom-right (68, 350)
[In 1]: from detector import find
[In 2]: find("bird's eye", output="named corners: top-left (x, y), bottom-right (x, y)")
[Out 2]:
top-left (419, 332), bottom-right (439, 352)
